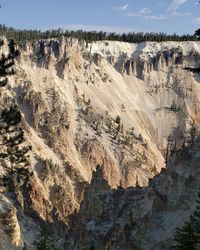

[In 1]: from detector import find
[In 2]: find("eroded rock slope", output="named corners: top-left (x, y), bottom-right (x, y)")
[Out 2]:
top-left (0, 38), bottom-right (200, 249)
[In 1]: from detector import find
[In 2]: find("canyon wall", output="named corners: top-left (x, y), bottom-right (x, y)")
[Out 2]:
top-left (0, 38), bottom-right (200, 249)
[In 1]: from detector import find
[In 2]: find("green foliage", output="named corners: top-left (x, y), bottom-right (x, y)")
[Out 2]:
top-left (172, 192), bottom-right (200, 249)
top-left (0, 39), bottom-right (30, 195)
top-left (115, 115), bottom-right (121, 124)
top-left (0, 38), bottom-right (19, 87)
top-left (0, 24), bottom-right (197, 43)
top-left (33, 229), bottom-right (54, 250)
top-left (115, 115), bottom-right (121, 132)
top-left (189, 122), bottom-right (198, 146)
top-left (164, 135), bottom-right (173, 167)
top-left (173, 219), bottom-right (197, 250)
top-left (1, 106), bottom-right (21, 125)
top-left (195, 29), bottom-right (200, 39)
top-left (90, 242), bottom-right (95, 250)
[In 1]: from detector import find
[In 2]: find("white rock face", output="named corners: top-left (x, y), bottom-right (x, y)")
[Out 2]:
top-left (14, 39), bottom-right (200, 182)
top-left (1, 38), bottom-right (200, 249)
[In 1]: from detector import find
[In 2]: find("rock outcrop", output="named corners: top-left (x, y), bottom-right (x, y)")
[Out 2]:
top-left (0, 194), bottom-right (22, 248)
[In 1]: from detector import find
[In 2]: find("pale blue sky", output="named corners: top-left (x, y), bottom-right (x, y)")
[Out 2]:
top-left (0, 0), bottom-right (200, 34)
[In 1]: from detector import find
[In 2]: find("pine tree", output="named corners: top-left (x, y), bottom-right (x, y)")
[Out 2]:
top-left (165, 135), bottom-right (173, 167)
top-left (189, 122), bottom-right (198, 146)
top-left (115, 115), bottom-right (121, 132)
top-left (0, 39), bottom-right (19, 87)
top-left (172, 192), bottom-right (200, 249)
top-left (195, 29), bottom-right (200, 40)
top-left (193, 192), bottom-right (200, 245)
top-left (0, 24), bottom-right (197, 43)
top-left (33, 229), bottom-right (54, 250)
top-left (0, 38), bottom-right (25, 191)
top-left (173, 218), bottom-right (197, 250)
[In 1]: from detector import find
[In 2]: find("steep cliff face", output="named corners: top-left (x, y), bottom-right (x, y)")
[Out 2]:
top-left (0, 38), bottom-right (200, 249)
top-left (67, 145), bottom-right (200, 249)
top-left (14, 39), bottom-right (200, 186)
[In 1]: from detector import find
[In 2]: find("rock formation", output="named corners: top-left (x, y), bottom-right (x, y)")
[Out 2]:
top-left (0, 37), bottom-right (200, 249)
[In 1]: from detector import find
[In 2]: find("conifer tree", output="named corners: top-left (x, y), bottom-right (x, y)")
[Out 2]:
top-left (193, 192), bottom-right (200, 244)
top-left (0, 39), bottom-right (19, 87)
top-left (33, 229), bottom-right (54, 250)
top-left (115, 115), bottom-right (121, 132)
top-left (165, 135), bottom-right (173, 167)
top-left (173, 218), bottom-right (197, 250)
top-left (0, 24), bottom-right (197, 43)
top-left (189, 122), bottom-right (198, 146)
top-left (173, 192), bottom-right (200, 249)
top-left (195, 29), bottom-right (200, 40)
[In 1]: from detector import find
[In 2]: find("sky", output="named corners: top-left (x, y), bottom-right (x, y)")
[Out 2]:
top-left (0, 0), bottom-right (200, 35)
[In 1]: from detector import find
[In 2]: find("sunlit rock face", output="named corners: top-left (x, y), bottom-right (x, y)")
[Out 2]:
top-left (1, 37), bottom-right (200, 248)
top-left (0, 194), bottom-right (22, 248)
